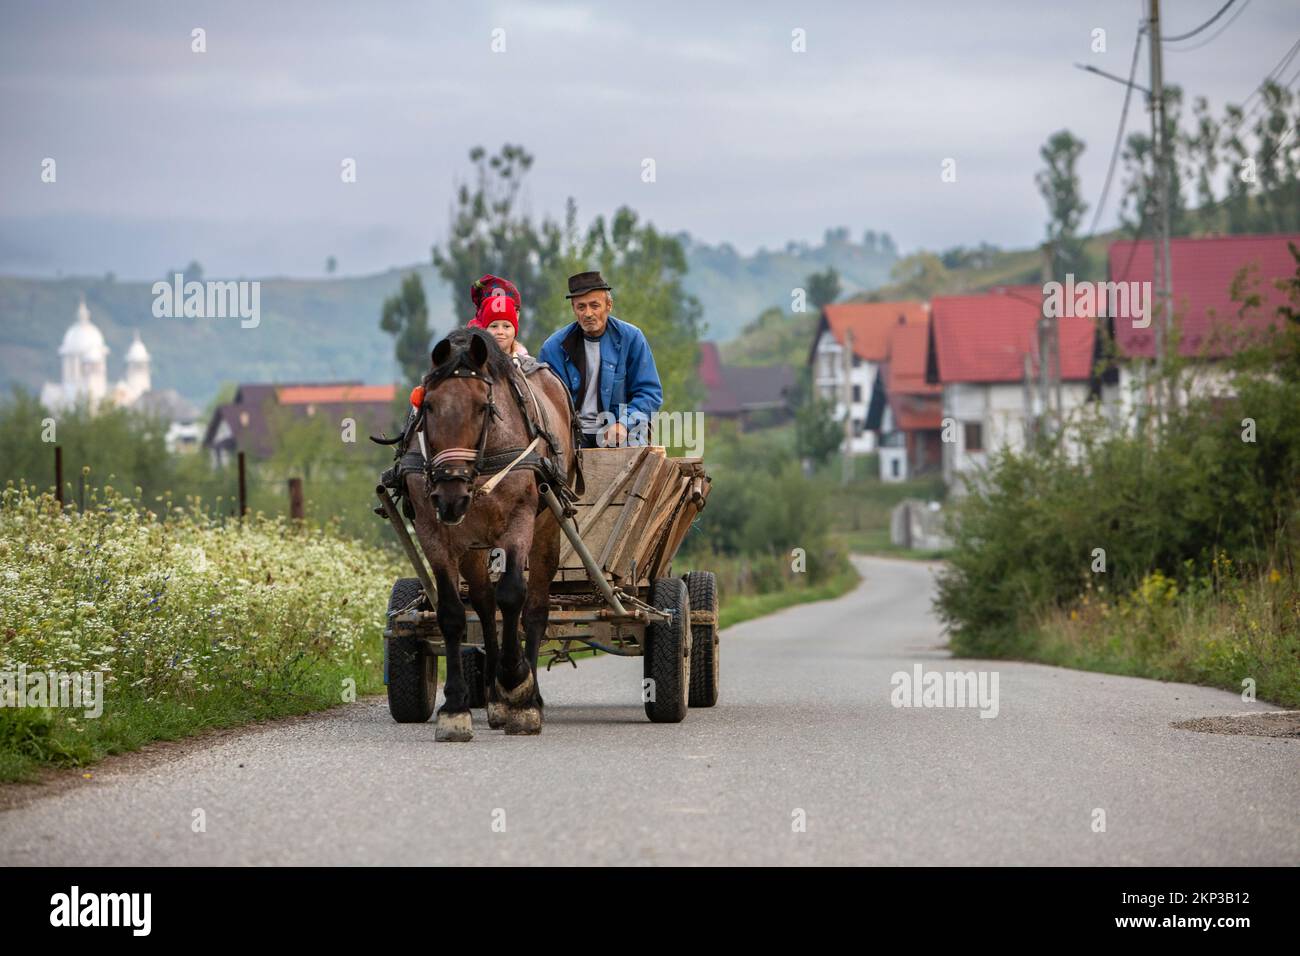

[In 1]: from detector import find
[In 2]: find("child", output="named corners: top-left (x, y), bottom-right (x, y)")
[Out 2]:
top-left (469, 293), bottom-right (529, 359)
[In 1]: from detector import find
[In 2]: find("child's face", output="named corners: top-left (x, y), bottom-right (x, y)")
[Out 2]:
top-left (486, 320), bottom-right (516, 352)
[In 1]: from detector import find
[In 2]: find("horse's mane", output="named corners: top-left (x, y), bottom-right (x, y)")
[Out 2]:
top-left (424, 327), bottom-right (515, 389)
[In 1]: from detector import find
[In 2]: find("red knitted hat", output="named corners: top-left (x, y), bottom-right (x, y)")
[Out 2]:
top-left (470, 274), bottom-right (521, 311)
top-left (470, 293), bottom-right (519, 334)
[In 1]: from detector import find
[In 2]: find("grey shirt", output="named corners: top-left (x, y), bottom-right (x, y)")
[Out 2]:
top-left (579, 336), bottom-right (602, 434)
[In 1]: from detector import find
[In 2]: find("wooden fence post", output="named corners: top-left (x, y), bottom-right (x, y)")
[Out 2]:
top-left (237, 451), bottom-right (247, 520)
top-left (54, 445), bottom-right (63, 507)
top-left (288, 477), bottom-right (304, 520)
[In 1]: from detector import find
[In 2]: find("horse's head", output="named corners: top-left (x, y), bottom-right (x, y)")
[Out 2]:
top-left (420, 328), bottom-right (507, 525)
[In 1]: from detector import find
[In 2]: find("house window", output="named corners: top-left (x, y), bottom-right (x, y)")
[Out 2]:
top-left (852, 385), bottom-right (862, 403)
top-left (964, 422), bottom-right (983, 452)
top-left (853, 354), bottom-right (862, 368)
top-left (891, 457), bottom-right (901, 478)
top-left (852, 419), bottom-right (863, 437)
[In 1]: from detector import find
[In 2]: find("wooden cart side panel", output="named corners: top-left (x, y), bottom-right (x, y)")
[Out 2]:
top-left (556, 446), bottom-right (650, 568)
top-left (607, 456), bottom-right (679, 579)
top-left (654, 497), bottom-right (702, 579)
top-left (557, 446), bottom-right (666, 577)
top-left (636, 475), bottom-right (690, 574)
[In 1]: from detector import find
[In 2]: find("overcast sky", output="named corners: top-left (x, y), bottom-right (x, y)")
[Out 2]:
top-left (1, 0), bottom-right (1296, 279)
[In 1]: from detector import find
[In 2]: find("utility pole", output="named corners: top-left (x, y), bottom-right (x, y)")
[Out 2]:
top-left (841, 328), bottom-right (854, 485)
top-left (1147, 0), bottom-right (1173, 423)
top-left (1022, 352), bottom-right (1037, 447)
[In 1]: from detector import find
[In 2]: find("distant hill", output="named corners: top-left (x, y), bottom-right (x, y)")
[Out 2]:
top-left (0, 267), bottom-right (445, 410)
top-left (678, 228), bottom-right (898, 340)
top-left (0, 228), bottom-right (897, 408)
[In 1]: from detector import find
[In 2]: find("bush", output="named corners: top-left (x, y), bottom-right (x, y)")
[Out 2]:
top-left (0, 483), bottom-right (403, 779)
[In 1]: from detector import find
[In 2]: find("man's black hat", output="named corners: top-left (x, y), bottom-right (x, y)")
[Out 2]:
top-left (565, 271), bottom-right (613, 299)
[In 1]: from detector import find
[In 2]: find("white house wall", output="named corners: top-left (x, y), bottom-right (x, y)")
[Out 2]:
top-left (811, 327), bottom-right (878, 455)
top-left (943, 381), bottom-right (1091, 495)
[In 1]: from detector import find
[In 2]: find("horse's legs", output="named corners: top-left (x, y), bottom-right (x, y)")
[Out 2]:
top-left (494, 545), bottom-right (541, 735)
top-left (523, 508), bottom-right (562, 712)
top-left (433, 566), bottom-right (473, 742)
top-left (460, 550), bottom-right (504, 729)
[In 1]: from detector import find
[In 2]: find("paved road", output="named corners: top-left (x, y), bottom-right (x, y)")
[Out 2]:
top-left (2, 556), bottom-right (1296, 865)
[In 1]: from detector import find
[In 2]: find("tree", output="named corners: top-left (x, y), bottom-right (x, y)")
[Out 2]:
top-left (380, 273), bottom-right (432, 384)
top-left (1252, 81), bottom-right (1300, 233)
top-left (878, 252), bottom-right (952, 300)
top-left (326, 256), bottom-right (337, 275)
top-left (791, 369), bottom-right (842, 466)
top-left (1035, 129), bottom-right (1089, 281)
top-left (533, 204), bottom-right (703, 412)
top-left (1185, 96), bottom-right (1221, 232)
top-left (1118, 85), bottom-right (1188, 238)
top-left (432, 144), bottom-right (545, 335)
top-left (431, 146), bottom-right (704, 415)
top-left (806, 267), bottom-right (842, 310)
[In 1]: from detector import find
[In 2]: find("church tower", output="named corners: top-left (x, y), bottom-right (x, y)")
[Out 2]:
top-left (124, 330), bottom-right (151, 400)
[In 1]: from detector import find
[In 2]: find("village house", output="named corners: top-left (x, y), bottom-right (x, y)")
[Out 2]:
top-left (1100, 234), bottom-right (1300, 425)
top-left (865, 317), bottom-right (943, 482)
top-left (203, 382), bottom-right (398, 467)
top-left (697, 342), bottom-right (796, 429)
top-left (808, 300), bottom-right (929, 455)
top-left (925, 287), bottom-right (1096, 496)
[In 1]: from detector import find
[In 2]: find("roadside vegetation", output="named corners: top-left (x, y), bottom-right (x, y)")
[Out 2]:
top-left (0, 484), bottom-right (401, 782)
top-left (936, 254), bottom-right (1300, 707)
top-left (677, 421), bottom-right (859, 626)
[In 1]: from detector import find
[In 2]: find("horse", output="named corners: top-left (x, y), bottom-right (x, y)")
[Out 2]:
top-left (406, 327), bottom-right (580, 741)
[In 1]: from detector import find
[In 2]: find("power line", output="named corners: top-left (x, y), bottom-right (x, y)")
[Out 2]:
top-left (1089, 28), bottom-right (1146, 237)
top-left (1164, 0), bottom-right (1251, 52)
top-left (1241, 36), bottom-right (1300, 114)
top-left (1162, 0), bottom-right (1240, 43)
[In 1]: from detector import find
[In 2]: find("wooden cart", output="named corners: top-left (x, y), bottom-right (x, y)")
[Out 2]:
top-left (376, 445), bottom-right (717, 724)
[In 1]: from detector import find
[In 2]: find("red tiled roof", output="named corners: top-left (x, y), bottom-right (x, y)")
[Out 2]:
top-left (277, 384), bottom-right (396, 404)
top-left (204, 381), bottom-right (398, 458)
top-left (1108, 234), bottom-right (1298, 358)
top-left (822, 301), bottom-right (928, 362)
top-left (929, 293), bottom-right (1095, 384)
top-left (884, 320), bottom-right (940, 396)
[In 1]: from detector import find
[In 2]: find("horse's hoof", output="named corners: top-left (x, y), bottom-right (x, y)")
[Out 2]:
top-left (504, 706), bottom-right (542, 736)
top-left (435, 710), bottom-right (473, 742)
top-left (494, 670), bottom-right (536, 707)
top-left (486, 701), bottom-right (508, 730)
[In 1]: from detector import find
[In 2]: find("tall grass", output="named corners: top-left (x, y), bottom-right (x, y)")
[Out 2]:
top-left (0, 483), bottom-right (402, 781)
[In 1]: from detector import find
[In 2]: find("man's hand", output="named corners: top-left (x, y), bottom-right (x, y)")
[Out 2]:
top-left (599, 422), bottom-right (628, 447)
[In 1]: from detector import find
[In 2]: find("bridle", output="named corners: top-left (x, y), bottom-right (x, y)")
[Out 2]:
top-left (419, 363), bottom-right (502, 489)
top-left (402, 330), bottom-right (586, 519)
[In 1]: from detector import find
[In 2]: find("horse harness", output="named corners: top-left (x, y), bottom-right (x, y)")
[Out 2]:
top-left (379, 350), bottom-right (585, 519)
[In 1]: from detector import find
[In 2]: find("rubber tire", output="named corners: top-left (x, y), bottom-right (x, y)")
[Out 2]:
top-left (644, 577), bottom-right (691, 723)
top-left (683, 570), bottom-right (719, 708)
top-left (460, 648), bottom-right (487, 709)
top-left (386, 578), bottom-right (438, 723)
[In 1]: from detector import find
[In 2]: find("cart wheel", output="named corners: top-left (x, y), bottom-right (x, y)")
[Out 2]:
top-left (460, 648), bottom-right (487, 709)
top-left (682, 570), bottom-right (719, 708)
top-left (644, 577), bottom-right (691, 723)
top-left (386, 578), bottom-right (438, 723)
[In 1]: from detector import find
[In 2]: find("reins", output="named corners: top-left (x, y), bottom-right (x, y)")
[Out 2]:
top-left (417, 343), bottom-right (557, 504)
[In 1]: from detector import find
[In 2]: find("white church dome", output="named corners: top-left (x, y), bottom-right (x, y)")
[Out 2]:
top-left (59, 298), bottom-right (109, 361)
top-left (125, 330), bottom-right (150, 363)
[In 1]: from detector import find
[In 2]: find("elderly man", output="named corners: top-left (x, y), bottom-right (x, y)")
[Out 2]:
top-left (538, 271), bottom-right (663, 448)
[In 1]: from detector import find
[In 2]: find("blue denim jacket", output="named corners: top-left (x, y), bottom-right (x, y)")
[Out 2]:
top-left (538, 315), bottom-right (664, 434)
